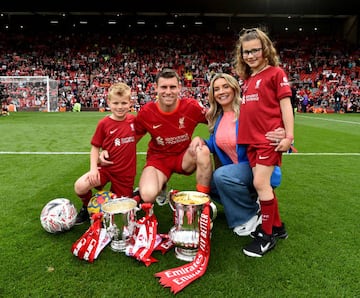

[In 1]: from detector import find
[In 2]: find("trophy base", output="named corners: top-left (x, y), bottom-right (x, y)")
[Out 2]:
top-left (174, 247), bottom-right (198, 262)
top-left (110, 240), bottom-right (126, 252)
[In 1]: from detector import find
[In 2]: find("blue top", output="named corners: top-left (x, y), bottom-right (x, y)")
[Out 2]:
top-left (204, 114), bottom-right (282, 187)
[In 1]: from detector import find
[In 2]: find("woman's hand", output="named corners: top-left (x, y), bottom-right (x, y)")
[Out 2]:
top-left (265, 127), bottom-right (289, 151)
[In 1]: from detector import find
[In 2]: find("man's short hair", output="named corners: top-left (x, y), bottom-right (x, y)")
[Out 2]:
top-left (155, 68), bottom-right (181, 84)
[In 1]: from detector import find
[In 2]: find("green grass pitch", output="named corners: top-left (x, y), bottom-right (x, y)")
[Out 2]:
top-left (0, 111), bottom-right (359, 297)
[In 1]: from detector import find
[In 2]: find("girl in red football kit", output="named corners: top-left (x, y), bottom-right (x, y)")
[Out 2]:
top-left (234, 28), bottom-right (294, 257)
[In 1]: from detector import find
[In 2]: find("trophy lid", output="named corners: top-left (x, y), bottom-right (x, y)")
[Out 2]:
top-left (172, 191), bottom-right (209, 205)
top-left (102, 197), bottom-right (137, 214)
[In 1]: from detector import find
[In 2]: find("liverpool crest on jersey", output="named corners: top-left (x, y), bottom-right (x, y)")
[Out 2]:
top-left (179, 117), bottom-right (185, 129)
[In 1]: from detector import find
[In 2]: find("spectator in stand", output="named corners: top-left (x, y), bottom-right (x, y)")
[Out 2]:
top-left (234, 27), bottom-right (294, 257)
top-left (334, 88), bottom-right (342, 113)
top-left (290, 82), bottom-right (298, 116)
top-left (1, 100), bottom-right (10, 116)
top-left (301, 94), bottom-right (309, 113)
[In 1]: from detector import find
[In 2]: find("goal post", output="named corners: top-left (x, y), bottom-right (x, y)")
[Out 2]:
top-left (0, 76), bottom-right (58, 112)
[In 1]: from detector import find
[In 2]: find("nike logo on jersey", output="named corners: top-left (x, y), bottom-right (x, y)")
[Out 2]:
top-left (110, 129), bottom-right (118, 134)
top-left (153, 124), bottom-right (162, 129)
top-left (259, 155), bottom-right (269, 160)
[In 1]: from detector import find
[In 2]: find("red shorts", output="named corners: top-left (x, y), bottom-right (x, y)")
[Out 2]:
top-left (247, 144), bottom-right (282, 168)
top-left (98, 167), bottom-right (135, 198)
top-left (144, 151), bottom-right (191, 179)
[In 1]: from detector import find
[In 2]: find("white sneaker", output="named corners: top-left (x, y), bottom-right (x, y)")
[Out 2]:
top-left (233, 213), bottom-right (261, 237)
top-left (155, 184), bottom-right (168, 206)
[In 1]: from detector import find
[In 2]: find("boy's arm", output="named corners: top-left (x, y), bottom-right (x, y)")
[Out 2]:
top-left (88, 145), bottom-right (101, 186)
top-left (90, 145), bottom-right (101, 171)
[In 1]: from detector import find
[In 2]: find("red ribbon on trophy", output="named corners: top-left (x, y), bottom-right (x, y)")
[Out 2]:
top-left (126, 203), bottom-right (174, 266)
top-left (154, 202), bottom-right (211, 294)
top-left (125, 203), bottom-right (158, 266)
top-left (71, 213), bottom-right (111, 263)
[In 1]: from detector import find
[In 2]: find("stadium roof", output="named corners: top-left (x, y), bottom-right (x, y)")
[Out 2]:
top-left (1, 0), bottom-right (357, 17)
top-left (1, 0), bottom-right (358, 35)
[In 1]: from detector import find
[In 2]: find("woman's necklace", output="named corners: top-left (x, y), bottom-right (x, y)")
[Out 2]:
top-left (251, 63), bottom-right (269, 76)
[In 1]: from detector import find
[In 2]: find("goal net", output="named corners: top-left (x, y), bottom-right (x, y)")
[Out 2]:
top-left (0, 76), bottom-right (58, 112)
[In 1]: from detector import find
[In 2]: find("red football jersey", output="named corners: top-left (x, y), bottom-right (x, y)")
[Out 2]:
top-left (238, 66), bottom-right (292, 144)
top-left (91, 114), bottom-right (136, 176)
top-left (135, 98), bottom-right (207, 156)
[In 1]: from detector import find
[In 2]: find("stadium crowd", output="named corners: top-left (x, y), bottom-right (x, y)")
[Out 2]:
top-left (0, 31), bottom-right (359, 113)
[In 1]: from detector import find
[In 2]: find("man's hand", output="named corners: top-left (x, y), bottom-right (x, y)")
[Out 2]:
top-left (188, 137), bottom-right (205, 157)
top-left (99, 150), bottom-right (114, 166)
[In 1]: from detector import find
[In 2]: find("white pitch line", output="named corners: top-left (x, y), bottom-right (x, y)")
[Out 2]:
top-left (0, 151), bottom-right (147, 155)
top-left (0, 152), bottom-right (359, 156)
top-left (297, 115), bottom-right (360, 125)
top-left (284, 152), bottom-right (360, 156)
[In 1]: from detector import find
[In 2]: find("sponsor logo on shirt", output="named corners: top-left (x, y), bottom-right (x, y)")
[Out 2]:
top-left (114, 136), bottom-right (136, 147)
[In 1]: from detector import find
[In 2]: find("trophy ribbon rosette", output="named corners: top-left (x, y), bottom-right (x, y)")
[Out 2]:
top-left (154, 202), bottom-right (211, 294)
top-left (71, 213), bottom-right (111, 263)
top-left (126, 203), bottom-right (174, 266)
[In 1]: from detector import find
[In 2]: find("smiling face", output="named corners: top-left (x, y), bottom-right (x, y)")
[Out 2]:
top-left (108, 94), bottom-right (131, 121)
top-left (241, 38), bottom-right (266, 73)
top-left (212, 77), bottom-right (235, 112)
top-left (155, 76), bottom-right (181, 112)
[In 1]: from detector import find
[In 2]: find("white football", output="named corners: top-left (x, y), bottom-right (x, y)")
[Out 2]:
top-left (40, 198), bottom-right (77, 233)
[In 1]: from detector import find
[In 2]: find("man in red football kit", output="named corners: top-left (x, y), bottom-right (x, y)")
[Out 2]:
top-left (74, 82), bottom-right (137, 224)
top-left (135, 68), bottom-right (212, 203)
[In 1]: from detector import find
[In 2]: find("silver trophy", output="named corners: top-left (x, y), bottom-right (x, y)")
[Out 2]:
top-left (168, 191), bottom-right (217, 261)
top-left (102, 198), bottom-right (138, 252)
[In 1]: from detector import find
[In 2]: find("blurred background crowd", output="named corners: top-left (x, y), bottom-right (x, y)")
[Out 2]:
top-left (0, 30), bottom-right (359, 114)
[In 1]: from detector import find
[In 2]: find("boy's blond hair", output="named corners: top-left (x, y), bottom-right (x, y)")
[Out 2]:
top-left (108, 82), bottom-right (131, 101)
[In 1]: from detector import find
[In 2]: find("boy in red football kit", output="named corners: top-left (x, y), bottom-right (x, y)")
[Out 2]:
top-left (234, 28), bottom-right (294, 257)
top-left (74, 82), bottom-right (137, 224)
top-left (135, 68), bottom-right (212, 204)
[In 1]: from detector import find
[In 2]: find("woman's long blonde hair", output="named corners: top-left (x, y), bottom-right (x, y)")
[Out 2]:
top-left (206, 73), bottom-right (241, 133)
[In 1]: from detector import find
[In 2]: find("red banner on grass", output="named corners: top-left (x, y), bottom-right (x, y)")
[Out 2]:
top-left (155, 202), bottom-right (211, 294)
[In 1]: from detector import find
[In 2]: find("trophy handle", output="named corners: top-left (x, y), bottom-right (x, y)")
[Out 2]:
top-left (209, 201), bottom-right (217, 221)
top-left (168, 192), bottom-right (176, 211)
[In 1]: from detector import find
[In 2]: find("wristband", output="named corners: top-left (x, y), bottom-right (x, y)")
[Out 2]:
top-left (286, 135), bottom-right (294, 141)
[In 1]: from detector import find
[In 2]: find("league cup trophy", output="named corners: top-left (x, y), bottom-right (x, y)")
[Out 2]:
top-left (102, 198), bottom-right (138, 252)
top-left (168, 191), bottom-right (217, 261)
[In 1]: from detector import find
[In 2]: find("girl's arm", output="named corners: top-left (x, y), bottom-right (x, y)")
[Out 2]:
top-left (277, 97), bottom-right (294, 151)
